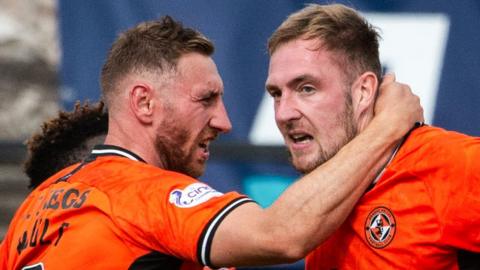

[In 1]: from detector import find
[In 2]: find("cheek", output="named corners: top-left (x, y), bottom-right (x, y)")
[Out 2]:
top-left (274, 109), bottom-right (282, 127)
top-left (313, 94), bottom-right (346, 115)
top-left (186, 115), bottom-right (211, 139)
top-left (305, 104), bottom-right (344, 132)
top-left (190, 114), bottom-right (210, 129)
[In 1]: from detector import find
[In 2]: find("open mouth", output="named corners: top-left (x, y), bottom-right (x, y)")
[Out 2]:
top-left (289, 133), bottom-right (313, 144)
top-left (198, 134), bottom-right (217, 156)
top-left (198, 140), bottom-right (211, 153)
top-left (199, 142), bottom-right (208, 152)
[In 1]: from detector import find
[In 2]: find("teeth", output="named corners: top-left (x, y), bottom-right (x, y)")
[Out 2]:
top-left (296, 139), bottom-right (310, 144)
top-left (290, 134), bottom-right (312, 143)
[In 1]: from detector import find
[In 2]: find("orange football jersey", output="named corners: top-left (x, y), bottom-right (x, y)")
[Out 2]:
top-left (1, 145), bottom-right (251, 269)
top-left (306, 126), bottom-right (480, 269)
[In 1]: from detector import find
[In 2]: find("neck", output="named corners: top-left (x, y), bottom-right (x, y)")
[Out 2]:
top-left (104, 116), bottom-right (167, 169)
top-left (357, 111), bottom-right (374, 133)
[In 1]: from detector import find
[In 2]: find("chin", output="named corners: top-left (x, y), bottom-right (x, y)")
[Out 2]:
top-left (292, 155), bottom-right (325, 175)
top-left (292, 159), bottom-right (313, 174)
top-left (186, 164), bottom-right (205, 178)
top-left (293, 164), bottom-right (315, 175)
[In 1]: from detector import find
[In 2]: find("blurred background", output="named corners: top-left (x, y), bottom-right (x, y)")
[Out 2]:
top-left (1, 0), bottom-right (479, 269)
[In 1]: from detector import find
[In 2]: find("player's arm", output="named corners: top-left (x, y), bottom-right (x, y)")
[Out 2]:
top-left (210, 74), bottom-right (424, 267)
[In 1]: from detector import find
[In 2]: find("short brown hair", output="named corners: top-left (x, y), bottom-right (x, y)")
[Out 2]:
top-left (100, 16), bottom-right (214, 105)
top-left (24, 101), bottom-right (108, 189)
top-left (268, 4), bottom-right (381, 83)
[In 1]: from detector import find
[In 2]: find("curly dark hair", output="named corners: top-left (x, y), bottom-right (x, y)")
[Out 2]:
top-left (24, 101), bottom-right (108, 189)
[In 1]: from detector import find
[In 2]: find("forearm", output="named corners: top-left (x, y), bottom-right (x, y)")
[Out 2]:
top-left (211, 120), bottom-right (405, 267)
top-left (263, 118), bottom-right (402, 255)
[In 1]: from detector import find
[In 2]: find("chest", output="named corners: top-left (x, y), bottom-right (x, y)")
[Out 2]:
top-left (307, 175), bottom-right (459, 269)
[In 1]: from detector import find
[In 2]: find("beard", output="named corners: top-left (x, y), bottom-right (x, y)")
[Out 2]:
top-left (293, 92), bottom-right (358, 174)
top-left (154, 116), bottom-right (204, 178)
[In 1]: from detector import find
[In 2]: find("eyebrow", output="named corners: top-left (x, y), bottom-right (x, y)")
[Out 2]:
top-left (265, 83), bottom-right (278, 92)
top-left (266, 74), bottom-right (318, 92)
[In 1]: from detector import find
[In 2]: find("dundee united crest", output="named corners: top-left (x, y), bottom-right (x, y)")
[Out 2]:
top-left (365, 207), bottom-right (396, 248)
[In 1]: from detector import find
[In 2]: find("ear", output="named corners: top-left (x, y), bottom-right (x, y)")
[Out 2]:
top-left (129, 83), bottom-right (154, 124)
top-left (350, 71), bottom-right (378, 122)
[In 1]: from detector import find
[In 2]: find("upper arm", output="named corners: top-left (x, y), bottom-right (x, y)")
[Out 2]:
top-left (113, 174), bottom-right (262, 268)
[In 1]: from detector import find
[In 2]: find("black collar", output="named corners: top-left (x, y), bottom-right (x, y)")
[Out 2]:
top-left (89, 144), bottom-right (146, 163)
top-left (368, 122), bottom-right (426, 190)
top-left (55, 145), bottom-right (145, 184)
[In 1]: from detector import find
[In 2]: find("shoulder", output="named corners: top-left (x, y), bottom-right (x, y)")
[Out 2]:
top-left (88, 156), bottom-right (196, 186)
top-left (63, 156), bottom-right (200, 207)
top-left (397, 126), bottom-right (478, 166)
top-left (389, 126), bottom-right (479, 201)
top-left (401, 126), bottom-right (479, 209)
top-left (408, 125), bottom-right (472, 145)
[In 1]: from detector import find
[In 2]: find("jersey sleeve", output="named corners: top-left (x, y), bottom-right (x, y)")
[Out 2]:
top-left (425, 132), bottom-right (480, 251)
top-left (109, 169), bottom-right (254, 267)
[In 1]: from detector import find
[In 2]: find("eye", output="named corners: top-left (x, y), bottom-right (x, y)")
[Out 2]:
top-left (201, 96), bottom-right (213, 105)
top-left (267, 89), bottom-right (281, 99)
top-left (199, 92), bottom-right (218, 106)
top-left (299, 85), bottom-right (316, 94)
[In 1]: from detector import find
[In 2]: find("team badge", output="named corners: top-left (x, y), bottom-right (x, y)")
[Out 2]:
top-left (169, 183), bottom-right (223, 208)
top-left (364, 206), bottom-right (396, 249)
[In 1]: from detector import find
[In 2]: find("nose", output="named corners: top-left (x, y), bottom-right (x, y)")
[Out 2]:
top-left (210, 100), bottom-right (232, 133)
top-left (275, 92), bottom-right (301, 124)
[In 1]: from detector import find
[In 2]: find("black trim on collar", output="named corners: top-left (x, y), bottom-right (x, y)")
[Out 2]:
top-left (54, 161), bottom-right (88, 184)
top-left (90, 144), bottom-right (146, 163)
top-left (367, 123), bottom-right (427, 192)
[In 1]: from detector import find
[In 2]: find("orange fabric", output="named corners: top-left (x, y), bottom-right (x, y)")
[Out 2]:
top-left (306, 126), bottom-right (480, 269)
top-left (1, 149), bottom-right (248, 270)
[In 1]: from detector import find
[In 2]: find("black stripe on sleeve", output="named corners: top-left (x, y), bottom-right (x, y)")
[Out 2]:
top-left (196, 196), bottom-right (255, 267)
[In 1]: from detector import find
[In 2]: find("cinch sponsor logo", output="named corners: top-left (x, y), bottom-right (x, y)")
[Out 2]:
top-left (169, 183), bottom-right (223, 208)
top-left (364, 206), bottom-right (396, 249)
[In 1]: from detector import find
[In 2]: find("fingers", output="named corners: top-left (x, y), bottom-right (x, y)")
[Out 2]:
top-left (381, 72), bottom-right (396, 85)
top-left (410, 93), bottom-right (424, 124)
top-left (373, 78), bottom-right (425, 139)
